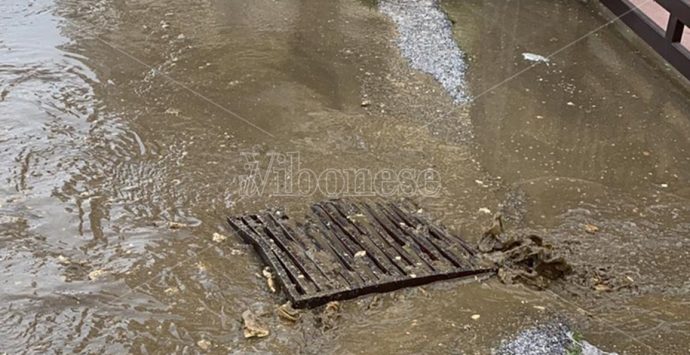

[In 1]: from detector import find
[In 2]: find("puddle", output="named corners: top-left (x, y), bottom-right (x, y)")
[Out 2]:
top-left (0, 0), bottom-right (688, 353)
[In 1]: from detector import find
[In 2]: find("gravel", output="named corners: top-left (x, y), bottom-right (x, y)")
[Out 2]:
top-left (495, 321), bottom-right (574, 355)
top-left (379, 0), bottom-right (469, 103)
top-left (495, 321), bottom-right (617, 355)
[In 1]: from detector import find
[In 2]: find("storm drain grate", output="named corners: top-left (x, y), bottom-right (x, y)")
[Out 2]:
top-left (227, 200), bottom-right (492, 308)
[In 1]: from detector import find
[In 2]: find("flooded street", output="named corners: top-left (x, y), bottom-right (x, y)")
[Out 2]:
top-left (1, 0), bottom-right (689, 353)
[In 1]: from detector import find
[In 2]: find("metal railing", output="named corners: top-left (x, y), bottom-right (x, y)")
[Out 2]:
top-left (600, 0), bottom-right (690, 80)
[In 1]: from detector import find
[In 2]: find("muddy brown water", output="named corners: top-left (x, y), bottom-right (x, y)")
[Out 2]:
top-left (1, 0), bottom-right (689, 353)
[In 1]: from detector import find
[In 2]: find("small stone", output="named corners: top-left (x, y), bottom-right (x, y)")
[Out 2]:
top-left (88, 269), bottom-right (106, 281)
top-left (478, 207), bottom-right (492, 215)
top-left (471, 314), bottom-right (480, 320)
top-left (197, 339), bottom-right (211, 350)
top-left (168, 221), bottom-right (188, 230)
top-left (584, 224), bottom-right (599, 234)
top-left (593, 283), bottom-right (611, 292)
top-left (361, 100), bottom-right (371, 107)
top-left (354, 250), bottom-right (367, 258)
top-left (212, 232), bottom-right (227, 243)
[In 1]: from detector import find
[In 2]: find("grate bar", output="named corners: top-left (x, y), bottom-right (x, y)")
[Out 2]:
top-left (227, 200), bottom-right (493, 308)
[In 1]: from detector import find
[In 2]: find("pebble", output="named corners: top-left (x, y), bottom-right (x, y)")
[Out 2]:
top-left (197, 339), bottom-right (211, 350)
top-left (88, 269), bottom-right (106, 281)
top-left (478, 207), bottom-right (492, 214)
top-left (168, 221), bottom-right (188, 230)
top-left (584, 224), bottom-right (599, 234)
top-left (212, 232), bottom-right (227, 243)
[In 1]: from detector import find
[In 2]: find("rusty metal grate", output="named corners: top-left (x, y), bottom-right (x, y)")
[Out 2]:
top-left (227, 200), bottom-right (492, 308)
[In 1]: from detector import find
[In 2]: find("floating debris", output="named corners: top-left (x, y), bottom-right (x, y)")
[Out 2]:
top-left (242, 310), bottom-right (270, 338)
top-left (276, 302), bottom-right (300, 322)
top-left (584, 224), bottom-right (599, 234)
top-left (478, 207), bottom-right (492, 215)
top-left (479, 231), bottom-right (571, 289)
top-left (521, 52), bottom-right (550, 63)
top-left (593, 283), bottom-right (612, 292)
top-left (478, 213), bottom-right (504, 252)
top-left (57, 255), bottom-right (71, 265)
top-left (196, 339), bottom-right (211, 351)
top-left (212, 232), bottom-right (227, 243)
top-left (320, 301), bottom-right (341, 330)
top-left (168, 221), bottom-right (189, 230)
top-left (88, 269), bottom-right (107, 281)
top-left (165, 108), bottom-right (180, 116)
top-left (262, 267), bottom-right (277, 293)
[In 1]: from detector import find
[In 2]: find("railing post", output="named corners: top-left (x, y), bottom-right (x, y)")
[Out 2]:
top-left (599, 0), bottom-right (690, 81)
top-left (666, 15), bottom-right (685, 43)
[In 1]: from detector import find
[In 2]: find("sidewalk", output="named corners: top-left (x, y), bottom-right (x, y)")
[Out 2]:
top-left (630, 0), bottom-right (690, 49)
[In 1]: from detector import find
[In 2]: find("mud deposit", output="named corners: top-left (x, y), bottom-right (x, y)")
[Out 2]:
top-left (1, 0), bottom-right (689, 353)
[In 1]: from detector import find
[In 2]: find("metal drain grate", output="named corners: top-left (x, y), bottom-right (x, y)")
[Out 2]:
top-left (228, 200), bottom-right (492, 308)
